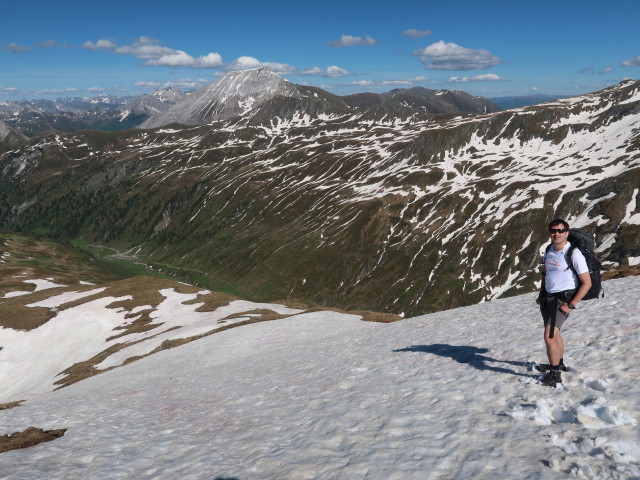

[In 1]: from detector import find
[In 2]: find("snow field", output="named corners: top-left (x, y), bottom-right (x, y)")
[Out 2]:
top-left (0, 276), bottom-right (638, 479)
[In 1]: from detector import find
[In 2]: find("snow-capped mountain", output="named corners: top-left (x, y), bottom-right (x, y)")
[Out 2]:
top-left (139, 68), bottom-right (308, 128)
top-left (118, 87), bottom-right (187, 122)
top-left (0, 79), bottom-right (639, 315)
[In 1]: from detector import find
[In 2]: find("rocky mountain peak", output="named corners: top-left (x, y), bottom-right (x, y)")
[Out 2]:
top-left (205, 67), bottom-right (296, 96)
top-left (151, 86), bottom-right (185, 103)
top-left (139, 67), bottom-right (304, 129)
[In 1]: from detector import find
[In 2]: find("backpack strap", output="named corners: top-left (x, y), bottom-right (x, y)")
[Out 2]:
top-left (565, 245), bottom-right (578, 276)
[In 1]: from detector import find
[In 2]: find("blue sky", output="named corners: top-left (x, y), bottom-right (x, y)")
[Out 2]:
top-left (1, 0), bottom-right (639, 100)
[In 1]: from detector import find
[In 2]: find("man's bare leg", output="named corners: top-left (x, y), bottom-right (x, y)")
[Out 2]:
top-left (544, 325), bottom-right (564, 365)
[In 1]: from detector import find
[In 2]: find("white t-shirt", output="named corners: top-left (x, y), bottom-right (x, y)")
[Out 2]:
top-left (544, 242), bottom-right (589, 293)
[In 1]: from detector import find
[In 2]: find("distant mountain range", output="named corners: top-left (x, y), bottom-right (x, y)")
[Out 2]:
top-left (0, 75), bottom-right (597, 142)
top-left (139, 68), bottom-right (500, 129)
top-left (1, 70), bottom-right (509, 139)
top-left (1, 69), bottom-right (638, 315)
top-left (0, 88), bottom-right (186, 138)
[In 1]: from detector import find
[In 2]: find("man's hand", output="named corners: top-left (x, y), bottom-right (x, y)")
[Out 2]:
top-left (558, 302), bottom-right (572, 314)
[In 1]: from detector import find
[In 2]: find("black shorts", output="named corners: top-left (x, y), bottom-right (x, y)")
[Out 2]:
top-left (540, 290), bottom-right (575, 330)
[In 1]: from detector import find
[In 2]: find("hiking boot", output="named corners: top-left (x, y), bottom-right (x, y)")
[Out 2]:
top-left (535, 363), bottom-right (569, 373)
top-left (540, 370), bottom-right (562, 388)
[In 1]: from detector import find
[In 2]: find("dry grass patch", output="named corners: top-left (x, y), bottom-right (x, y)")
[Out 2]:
top-left (0, 427), bottom-right (67, 454)
top-left (0, 233), bottom-right (118, 288)
top-left (0, 400), bottom-right (24, 410)
top-left (218, 309), bottom-right (289, 323)
top-left (270, 297), bottom-right (318, 309)
top-left (298, 306), bottom-right (402, 323)
top-left (603, 265), bottom-right (640, 280)
top-left (0, 293), bottom-right (60, 330)
top-left (190, 291), bottom-right (239, 312)
top-left (349, 310), bottom-right (403, 323)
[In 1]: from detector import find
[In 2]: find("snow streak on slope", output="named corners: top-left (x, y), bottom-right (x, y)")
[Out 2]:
top-left (1, 276), bottom-right (638, 479)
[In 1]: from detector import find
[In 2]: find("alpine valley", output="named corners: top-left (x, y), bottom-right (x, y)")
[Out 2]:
top-left (1, 68), bottom-right (639, 315)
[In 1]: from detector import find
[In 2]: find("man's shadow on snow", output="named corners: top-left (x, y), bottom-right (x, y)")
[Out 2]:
top-left (393, 344), bottom-right (530, 377)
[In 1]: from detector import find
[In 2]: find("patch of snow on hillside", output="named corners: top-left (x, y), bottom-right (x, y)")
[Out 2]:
top-left (27, 287), bottom-right (107, 308)
top-left (622, 188), bottom-right (640, 225)
top-left (2, 278), bottom-right (67, 298)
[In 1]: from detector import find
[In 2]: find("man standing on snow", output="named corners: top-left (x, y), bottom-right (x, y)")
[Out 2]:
top-left (536, 219), bottom-right (592, 387)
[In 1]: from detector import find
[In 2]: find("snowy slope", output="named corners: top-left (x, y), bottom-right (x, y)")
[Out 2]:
top-left (1, 275), bottom-right (639, 479)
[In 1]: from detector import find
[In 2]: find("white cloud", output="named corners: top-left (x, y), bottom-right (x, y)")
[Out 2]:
top-left (227, 56), bottom-right (261, 70)
top-left (262, 62), bottom-right (296, 75)
top-left (225, 56), bottom-right (296, 74)
top-left (300, 66), bottom-right (351, 77)
top-left (197, 53), bottom-right (224, 68)
top-left (448, 74), bottom-right (506, 83)
top-left (413, 41), bottom-right (504, 70)
top-left (115, 37), bottom-right (223, 69)
top-left (352, 80), bottom-right (374, 86)
top-left (116, 37), bottom-right (179, 59)
top-left (350, 76), bottom-right (433, 87)
top-left (83, 39), bottom-right (117, 50)
top-left (382, 80), bottom-right (412, 85)
top-left (87, 87), bottom-right (105, 92)
top-left (327, 35), bottom-right (378, 47)
top-left (37, 40), bottom-right (57, 48)
top-left (403, 29), bottom-right (432, 38)
top-left (145, 50), bottom-right (223, 68)
top-left (135, 78), bottom-right (210, 90)
top-left (135, 81), bottom-right (163, 87)
top-left (621, 55), bottom-right (640, 67)
top-left (3, 43), bottom-right (31, 53)
top-left (0, 86), bottom-right (19, 95)
top-left (580, 65), bottom-right (614, 74)
top-left (32, 87), bottom-right (80, 95)
top-left (3, 40), bottom-right (57, 53)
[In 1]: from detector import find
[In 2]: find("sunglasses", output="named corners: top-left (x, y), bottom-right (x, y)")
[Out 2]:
top-left (549, 228), bottom-right (568, 234)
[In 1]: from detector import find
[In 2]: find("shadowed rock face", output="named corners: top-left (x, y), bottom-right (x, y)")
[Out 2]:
top-left (1, 79), bottom-right (639, 315)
